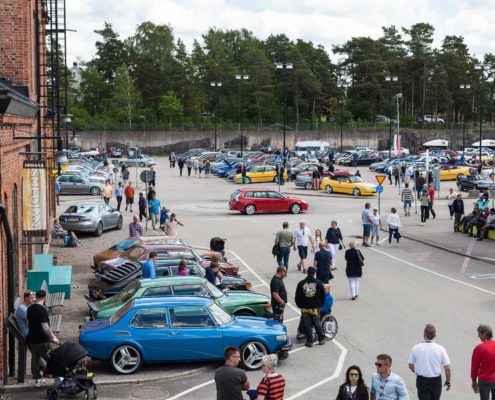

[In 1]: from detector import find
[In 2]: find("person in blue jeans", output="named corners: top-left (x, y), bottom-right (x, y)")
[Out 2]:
top-left (148, 194), bottom-right (161, 230)
top-left (361, 202), bottom-right (373, 247)
top-left (275, 222), bottom-right (295, 270)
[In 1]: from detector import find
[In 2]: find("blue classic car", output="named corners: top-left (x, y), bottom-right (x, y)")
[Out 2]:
top-left (79, 297), bottom-right (292, 374)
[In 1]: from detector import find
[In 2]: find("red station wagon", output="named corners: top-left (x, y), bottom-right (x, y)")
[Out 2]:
top-left (229, 188), bottom-right (309, 215)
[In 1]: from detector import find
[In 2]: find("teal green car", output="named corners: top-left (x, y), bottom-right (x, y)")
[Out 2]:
top-left (87, 276), bottom-right (273, 320)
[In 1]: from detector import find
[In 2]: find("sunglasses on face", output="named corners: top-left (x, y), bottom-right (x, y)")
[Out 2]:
top-left (349, 373), bottom-right (360, 377)
top-left (375, 362), bottom-right (387, 367)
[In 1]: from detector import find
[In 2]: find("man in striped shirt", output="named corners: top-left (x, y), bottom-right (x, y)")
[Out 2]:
top-left (401, 183), bottom-right (414, 217)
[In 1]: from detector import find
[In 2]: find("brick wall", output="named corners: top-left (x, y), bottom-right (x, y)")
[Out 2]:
top-left (0, 0), bottom-right (55, 383)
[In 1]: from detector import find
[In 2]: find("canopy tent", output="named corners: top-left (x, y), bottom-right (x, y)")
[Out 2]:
top-left (423, 139), bottom-right (449, 148)
top-left (471, 139), bottom-right (495, 148)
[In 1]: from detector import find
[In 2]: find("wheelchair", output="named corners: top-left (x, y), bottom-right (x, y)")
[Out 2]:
top-left (296, 312), bottom-right (338, 342)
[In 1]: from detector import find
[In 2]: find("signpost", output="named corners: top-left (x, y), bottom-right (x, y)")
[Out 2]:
top-left (375, 175), bottom-right (386, 215)
top-left (140, 170), bottom-right (154, 231)
top-left (274, 155), bottom-right (283, 192)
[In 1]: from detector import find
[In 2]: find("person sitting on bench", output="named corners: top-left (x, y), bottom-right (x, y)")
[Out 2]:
top-left (53, 219), bottom-right (81, 247)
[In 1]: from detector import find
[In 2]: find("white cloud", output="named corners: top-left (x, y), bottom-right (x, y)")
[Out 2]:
top-left (66, 0), bottom-right (495, 64)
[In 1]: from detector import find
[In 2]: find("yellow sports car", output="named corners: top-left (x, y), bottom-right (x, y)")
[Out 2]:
top-left (234, 165), bottom-right (288, 184)
top-left (422, 166), bottom-right (475, 181)
top-left (319, 174), bottom-right (376, 196)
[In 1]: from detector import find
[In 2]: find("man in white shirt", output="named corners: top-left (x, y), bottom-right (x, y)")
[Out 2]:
top-left (408, 324), bottom-right (451, 400)
top-left (293, 221), bottom-right (314, 273)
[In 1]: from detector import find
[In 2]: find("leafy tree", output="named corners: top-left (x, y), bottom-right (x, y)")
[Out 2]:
top-left (159, 91), bottom-right (183, 128)
top-left (110, 64), bottom-right (141, 127)
top-left (91, 22), bottom-right (126, 84)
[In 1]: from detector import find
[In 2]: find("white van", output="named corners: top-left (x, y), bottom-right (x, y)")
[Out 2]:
top-left (294, 141), bottom-right (331, 156)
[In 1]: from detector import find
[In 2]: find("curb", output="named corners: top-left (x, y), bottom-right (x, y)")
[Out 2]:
top-left (380, 227), bottom-right (495, 266)
top-left (3, 364), bottom-right (212, 394)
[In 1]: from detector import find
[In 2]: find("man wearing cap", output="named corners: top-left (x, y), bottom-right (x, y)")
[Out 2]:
top-left (295, 267), bottom-right (325, 347)
top-left (27, 290), bottom-right (59, 387)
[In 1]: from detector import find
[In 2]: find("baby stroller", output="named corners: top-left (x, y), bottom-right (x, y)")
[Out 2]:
top-left (45, 342), bottom-right (97, 400)
top-left (210, 237), bottom-right (227, 261)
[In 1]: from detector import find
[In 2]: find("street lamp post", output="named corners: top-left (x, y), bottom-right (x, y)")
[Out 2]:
top-left (475, 63), bottom-right (490, 164)
top-left (276, 63), bottom-right (293, 155)
top-left (210, 81), bottom-right (222, 151)
top-left (235, 74), bottom-right (249, 157)
top-left (385, 76), bottom-right (398, 159)
top-left (459, 84), bottom-right (471, 154)
top-left (138, 115), bottom-right (145, 189)
top-left (395, 93), bottom-right (403, 195)
top-left (337, 82), bottom-right (348, 152)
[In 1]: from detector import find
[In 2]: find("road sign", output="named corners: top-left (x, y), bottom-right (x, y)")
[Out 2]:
top-left (274, 155), bottom-right (283, 164)
top-left (376, 185), bottom-right (384, 193)
top-left (376, 175), bottom-right (386, 185)
top-left (140, 170), bottom-right (153, 183)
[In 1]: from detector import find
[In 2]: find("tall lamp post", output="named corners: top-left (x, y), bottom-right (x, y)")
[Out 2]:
top-left (210, 81), bottom-right (222, 151)
top-left (235, 74), bottom-right (249, 157)
top-left (385, 76), bottom-right (398, 159)
top-left (459, 84), bottom-right (471, 154)
top-left (395, 93), bottom-right (403, 194)
top-left (275, 62), bottom-right (293, 155)
top-left (138, 115), bottom-right (145, 188)
top-left (337, 81), bottom-right (348, 152)
top-left (474, 63), bottom-right (490, 163)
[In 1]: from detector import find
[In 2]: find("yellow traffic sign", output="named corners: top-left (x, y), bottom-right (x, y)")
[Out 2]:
top-left (376, 175), bottom-right (386, 185)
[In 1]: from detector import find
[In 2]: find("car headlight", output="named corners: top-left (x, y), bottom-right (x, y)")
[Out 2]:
top-left (276, 335), bottom-right (287, 342)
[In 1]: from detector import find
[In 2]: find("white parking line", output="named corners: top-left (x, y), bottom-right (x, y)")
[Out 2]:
top-left (167, 380), bottom-right (215, 400)
top-left (369, 247), bottom-right (495, 296)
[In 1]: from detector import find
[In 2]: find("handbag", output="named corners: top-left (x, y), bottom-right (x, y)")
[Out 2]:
top-left (272, 243), bottom-right (281, 257)
top-left (357, 250), bottom-right (364, 267)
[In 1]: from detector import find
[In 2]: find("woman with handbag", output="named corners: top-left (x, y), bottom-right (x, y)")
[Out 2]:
top-left (325, 221), bottom-right (344, 271)
top-left (345, 241), bottom-right (364, 301)
top-left (386, 207), bottom-right (401, 247)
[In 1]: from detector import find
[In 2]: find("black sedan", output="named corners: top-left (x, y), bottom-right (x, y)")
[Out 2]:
top-left (457, 174), bottom-right (495, 191)
top-left (338, 153), bottom-right (382, 166)
top-left (87, 259), bottom-right (252, 300)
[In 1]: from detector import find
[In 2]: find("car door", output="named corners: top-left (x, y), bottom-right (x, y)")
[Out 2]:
top-left (265, 190), bottom-right (287, 212)
top-left (264, 166), bottom-right (276, 182)
top-left (167, 305), bottom-right (223, 361)
top-left (252, 191), bottom-right (269, 211)
top-left (128, 307), bottom-right (171, 361)
top-left (333, 176), bottom-right (348, 194)
top-left (68, 175), bottom-right (84, 194)
top-left (252, 166), bottom-right (263, 182)
top-left (58, 176), bottom-right (70, 194)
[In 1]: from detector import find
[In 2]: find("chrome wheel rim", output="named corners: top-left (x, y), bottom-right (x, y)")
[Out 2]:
top-left (242, 342), bottom-right (266, 369)
top-left (112, 346), bottom-right (140, 374)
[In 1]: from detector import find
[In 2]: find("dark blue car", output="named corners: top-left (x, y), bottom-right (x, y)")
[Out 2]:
top-left (79, 297), bottom-right (292, 374)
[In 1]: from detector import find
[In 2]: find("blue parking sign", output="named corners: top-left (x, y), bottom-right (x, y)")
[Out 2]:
top-left (376, 185), bottom-right (384, 193)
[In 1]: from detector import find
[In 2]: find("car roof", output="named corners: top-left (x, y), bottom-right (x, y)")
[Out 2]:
top-left (140, 276), bottom-right (206, 287)
top-left (68, 201), bottom-right (102, 206)
top-left (132, 296), bottom-right (213, 308)
top-left (236, 187), bottom-right (278, 192)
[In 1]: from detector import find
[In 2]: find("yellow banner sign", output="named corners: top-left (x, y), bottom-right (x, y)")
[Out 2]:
top-left (22, 160), bottom-right (47, 235)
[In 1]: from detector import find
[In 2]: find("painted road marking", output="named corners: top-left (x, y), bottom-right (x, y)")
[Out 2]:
top-left (467, 274), bottom-right (495, 280)
top-left (369, 247), bottom-right (495, 296)
top-left (460, 238), bottom-right (476, 274)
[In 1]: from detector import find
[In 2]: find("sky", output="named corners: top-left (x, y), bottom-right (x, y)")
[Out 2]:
top-left (66, 0), bottom-right (495, 64)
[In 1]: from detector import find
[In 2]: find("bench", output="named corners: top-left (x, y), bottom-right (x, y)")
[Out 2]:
top-left (458, 224), bottom-right (495, 240)
top-left (41, 280), bottom-right (65, 309)
top-left (48, 314), bottom-right (62, 334)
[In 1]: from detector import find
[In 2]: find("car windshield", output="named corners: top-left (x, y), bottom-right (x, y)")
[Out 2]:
top-left (205, 280), bottom-right (224, 299)
top-left (110, 238), bottom-right (139, 251)
top-left (475, 174), bottom-right (491, 180)
top-left (65, 204), bottom-right (95, 214)
top-left (209, 303), bottom-right (233, 326)
top-left (349, 176), bottom-right (364, 183)
top-left (117, 281), bottom-right (140, 303)
top-left (110, 299), bottom-right (133, 325)
top-left (156, 250), bottom-right (199, 261)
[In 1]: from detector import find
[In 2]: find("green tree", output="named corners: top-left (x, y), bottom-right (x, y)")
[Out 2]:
top-left (159, 91), bottom-right (183, 128)
top-left (91, 22), bottom-right (126, 84)
top-left (111, 64), bottom-right (142, 128)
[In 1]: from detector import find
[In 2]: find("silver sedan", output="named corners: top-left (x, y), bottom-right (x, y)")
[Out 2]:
top-left (57, 175), bottom-right (103, 195)
top-left (59, 202), bottom-right (123, 237)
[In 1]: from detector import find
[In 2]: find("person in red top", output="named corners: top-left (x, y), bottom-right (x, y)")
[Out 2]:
top-left (428, 184), bottom-right (437, 219)
top-left (251, 354), bottom-right (285, 400)
top-left (471, 324), bottom-right (495, 399)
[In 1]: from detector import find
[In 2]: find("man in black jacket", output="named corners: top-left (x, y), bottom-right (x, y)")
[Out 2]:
top-left (295, 267), bottom-right (326, 347)
top-left (452, 194), bottom-right (464, 232)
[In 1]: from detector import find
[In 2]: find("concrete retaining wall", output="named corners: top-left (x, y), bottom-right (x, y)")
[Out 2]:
top-left (73, 128), bottom-right (495, 154)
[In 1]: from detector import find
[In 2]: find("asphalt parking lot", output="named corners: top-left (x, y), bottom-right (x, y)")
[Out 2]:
top-left (9, 157), bottom-right (495, 399)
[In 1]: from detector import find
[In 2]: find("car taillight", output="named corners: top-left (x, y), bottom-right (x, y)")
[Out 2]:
top-left (79, 216), bottom-right (91, 221)
top-left (246, 282), bottom-right (253, 290)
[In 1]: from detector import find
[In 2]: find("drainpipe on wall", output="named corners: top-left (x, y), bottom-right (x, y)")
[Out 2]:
top-left (0, 204), bottom-right (16, 379)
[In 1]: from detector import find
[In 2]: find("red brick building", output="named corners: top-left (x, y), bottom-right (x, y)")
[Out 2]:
top-left (0, 0), bottom-right (57, 383)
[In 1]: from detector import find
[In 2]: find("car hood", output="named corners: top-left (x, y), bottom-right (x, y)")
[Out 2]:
top-left (232, 316), bottom-right (286, 332)
top-left (93, 249), bottom-right (121, 265)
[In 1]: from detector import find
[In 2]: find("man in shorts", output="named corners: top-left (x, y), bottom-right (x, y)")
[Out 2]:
top-left (124, 181), bottom-right (135, 212)
top-left (401, 183), bottom-right (413, 217)
top-left (361, 202), bottom-right (373, 247)
top-left (293, 221), bottom-right (314, 273)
